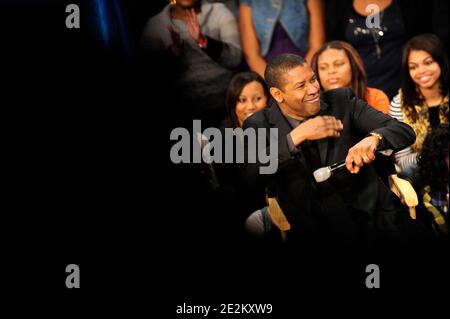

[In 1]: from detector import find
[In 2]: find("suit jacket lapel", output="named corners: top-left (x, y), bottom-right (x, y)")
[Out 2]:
top-left (267, 102), bottom-right (293, 140)
top-left (316, 96), bottom-right (331, 165)
top-left (267, 99), bottom-right (331, 165)
top-left (316, 135), bottom-right (328, 165)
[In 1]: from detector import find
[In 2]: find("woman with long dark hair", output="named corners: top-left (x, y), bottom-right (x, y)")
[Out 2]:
top-left (390, 34), bottom-right (449, 180)
top-left (225, 71), bottom-right (269, 128)
top-left (311, 40), bottom-right (390, 114)
top-left (214, 71), bottom-right (269, 236)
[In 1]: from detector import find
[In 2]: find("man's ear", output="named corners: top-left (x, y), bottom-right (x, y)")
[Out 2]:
top-left (270, 87), bottom-right (283, 103)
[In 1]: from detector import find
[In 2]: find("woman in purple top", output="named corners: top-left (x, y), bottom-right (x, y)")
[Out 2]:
top-left (239, 0), bottom-right (325, 77)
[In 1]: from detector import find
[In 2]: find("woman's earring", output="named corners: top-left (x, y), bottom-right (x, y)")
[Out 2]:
top-left (169, 0), bottom-right (177, 5)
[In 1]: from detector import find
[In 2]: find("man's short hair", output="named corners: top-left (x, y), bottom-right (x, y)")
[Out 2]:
top-left (264, 54), bottom-right (307, 90)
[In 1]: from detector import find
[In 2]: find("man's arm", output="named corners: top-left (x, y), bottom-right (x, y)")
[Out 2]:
top-left (343, 88), bottom-right (416, 173)
top-left (289, 116), bottom-right (343, 146)
top-left (241, 112), bottom-right (344, 186)
top-left (349, 89), bottom-right (416, 151)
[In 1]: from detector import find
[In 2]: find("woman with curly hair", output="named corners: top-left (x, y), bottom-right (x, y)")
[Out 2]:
top-left (390, 34), bottom-right (449, 180)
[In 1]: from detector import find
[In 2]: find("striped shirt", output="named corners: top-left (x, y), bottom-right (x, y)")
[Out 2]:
top-left (389, 93), bottom-right (419, 175)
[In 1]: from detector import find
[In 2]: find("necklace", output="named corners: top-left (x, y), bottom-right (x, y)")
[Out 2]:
top-left (349, 9), bottom-right (388, 60)
top-left (368, 11), bottom-right (384, 60)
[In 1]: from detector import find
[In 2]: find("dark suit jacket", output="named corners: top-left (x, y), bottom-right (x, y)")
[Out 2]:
top-left (242, 88), bottom-right (416, 242)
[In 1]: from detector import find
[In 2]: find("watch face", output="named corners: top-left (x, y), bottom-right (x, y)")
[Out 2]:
top-left (371, 132), bottom-right (382, 140)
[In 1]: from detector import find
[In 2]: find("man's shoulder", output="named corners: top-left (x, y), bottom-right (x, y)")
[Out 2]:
top-left (246, 108), bottom-right (270, 123)
top-left (321, 88), bottom-right (359, 115)
top-left (321, 87), bottom-right (355, 103)
top-left (243, 106), bottom-right (274, 128)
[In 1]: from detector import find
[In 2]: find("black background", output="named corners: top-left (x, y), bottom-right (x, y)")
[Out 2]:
top-left (2, 0), bottom-right (448, 316)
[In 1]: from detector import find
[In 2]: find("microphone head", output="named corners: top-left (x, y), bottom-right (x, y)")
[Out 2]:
top-left (313, 166), bottom-right (331, 183)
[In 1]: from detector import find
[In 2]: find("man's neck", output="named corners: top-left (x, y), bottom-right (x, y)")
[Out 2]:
top-left (278, 104), bottom-right (308, 121)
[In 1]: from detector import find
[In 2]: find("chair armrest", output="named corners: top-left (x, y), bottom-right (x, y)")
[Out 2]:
top-left (267, 197), bottom-right (291, 232)
top-left (388, 174), bottom-right (419, 207)
top-left (389, 174), bottom-right (419, 219)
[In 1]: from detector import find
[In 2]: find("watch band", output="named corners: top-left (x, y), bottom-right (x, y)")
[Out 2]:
top-left (369, 132), bottom-right (383, 142)
top-left (369, 132), bottom-right (383, 149)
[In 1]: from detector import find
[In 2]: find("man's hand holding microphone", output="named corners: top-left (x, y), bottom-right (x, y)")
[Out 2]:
top-left (288, 115), bottom-right (381, 180)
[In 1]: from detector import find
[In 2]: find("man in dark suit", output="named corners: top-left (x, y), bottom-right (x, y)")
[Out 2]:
top-left (242, 54), bottom-right (416, 246)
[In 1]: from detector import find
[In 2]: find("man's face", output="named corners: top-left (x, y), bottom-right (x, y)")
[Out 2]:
top-left (272, 65), bottom-right (321, 120)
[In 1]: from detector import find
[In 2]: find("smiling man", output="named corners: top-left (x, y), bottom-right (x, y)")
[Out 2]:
top-left (242, 54), bottom-right (416, 246)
